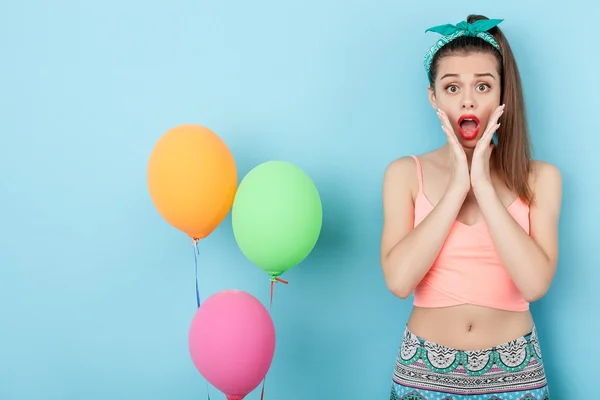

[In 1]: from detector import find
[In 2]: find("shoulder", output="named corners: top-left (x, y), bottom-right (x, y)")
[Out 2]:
top-left (384, 156), bottom-right (417, 177)
top-left (530, 160), bottom-right (562, 190)
top-left (382, 155), bottom-right (420, 197)
top-left (529, 160), bottom-right (562, 210)
top-left (383, 155), bottom-right (419, 185)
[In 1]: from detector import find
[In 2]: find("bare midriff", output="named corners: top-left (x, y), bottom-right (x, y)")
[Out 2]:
top-left (406, 305), bottom-right (534, 350)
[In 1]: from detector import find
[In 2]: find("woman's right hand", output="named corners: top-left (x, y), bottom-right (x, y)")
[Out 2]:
top-left (437, 109), bottom-right (470, 196)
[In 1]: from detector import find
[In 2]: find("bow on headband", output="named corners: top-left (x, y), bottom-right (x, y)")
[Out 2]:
top-left (425, 19), bottom-right (503, 37)
top-left (423, 18), bottom-right (504, 76)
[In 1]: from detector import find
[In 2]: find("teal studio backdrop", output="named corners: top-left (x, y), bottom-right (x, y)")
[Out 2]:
top-left (1, 0), bottom-right (598, 399)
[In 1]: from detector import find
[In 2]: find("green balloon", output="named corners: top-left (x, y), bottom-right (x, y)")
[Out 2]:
top-left (232, 161), bottom-right (323, 277)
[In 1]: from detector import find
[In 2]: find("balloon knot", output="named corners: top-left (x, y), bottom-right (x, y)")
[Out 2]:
top-left (270, 276), bottom-right (288, 284)
top-left (269, 276), bottom-right (287, 308)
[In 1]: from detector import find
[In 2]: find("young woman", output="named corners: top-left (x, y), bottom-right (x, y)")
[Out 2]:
top-left (380, 14), bottom-right (561, 400)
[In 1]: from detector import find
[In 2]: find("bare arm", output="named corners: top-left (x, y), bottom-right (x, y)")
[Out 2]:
top-left (474, 161), bottom-right (562, 301)
top-left (380, 157), bottom-right (467, 298)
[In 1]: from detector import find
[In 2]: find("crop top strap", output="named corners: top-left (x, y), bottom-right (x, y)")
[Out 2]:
top-left (410, 155), bottom-right (423, 193)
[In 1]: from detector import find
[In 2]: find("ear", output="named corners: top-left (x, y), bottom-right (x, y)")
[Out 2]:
top-left (428, 85), bottom-right (438, 110)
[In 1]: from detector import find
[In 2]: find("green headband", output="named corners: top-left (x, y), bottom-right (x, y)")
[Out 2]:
top-left (424, 19), bottom-right (504, 77)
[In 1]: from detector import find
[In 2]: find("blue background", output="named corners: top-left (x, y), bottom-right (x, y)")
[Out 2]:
top-left (2, 0), bottom-right (597, 399)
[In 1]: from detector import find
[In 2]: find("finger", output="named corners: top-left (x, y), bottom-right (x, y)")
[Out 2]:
top-left (475, 130), bottom-right (497, 159)
top-left (437, 110), bottom-right (458, 141)
top-left (441, 121), bottom-right (461, 150)
top-left (494, 103), bottom-right (505, 117)
top-left (480, 128), bottom-right (499, 160)
top-left (440, 122), bottom-right (457, 145)
top-left (437, 109), bottom-right (450, 130)
top-left (489, 104), bottom-right (505, 122)
top-left (486, 142), bottom-right (495, 156)
top-left (478, 109), bottom-right (502, 146)
top-left (437, 110), bottom-right (467, 160)
top-left (472, 105), bottom-right (503, 157)
top-left (483, 122), bottom-right (500, 145)
top-left (483, 105), bottom-right (504, 136)
top-left (437, 110), bottom-right (453, 137)
top-left (440, 109), bottom-right (455, 132)
top-left (490, 105), bottom-right (505, 131)
top-left (439, 123), bottom-right (462, 155)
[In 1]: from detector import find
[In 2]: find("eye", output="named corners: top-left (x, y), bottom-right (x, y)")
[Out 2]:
top-left (445, 85), bottom-right (459, 93)
top-left (477, 83), bottom-right (491, 92)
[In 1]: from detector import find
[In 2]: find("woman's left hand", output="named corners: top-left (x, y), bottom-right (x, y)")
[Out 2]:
top-left (470, 104), bottom-right (505, 192)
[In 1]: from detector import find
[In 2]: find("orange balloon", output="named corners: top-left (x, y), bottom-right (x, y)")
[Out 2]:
top-left (147, 124), bottom-right (237, 240)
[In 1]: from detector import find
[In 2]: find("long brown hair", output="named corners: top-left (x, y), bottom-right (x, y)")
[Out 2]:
top-left (428, 14), bottom-right (534, 204)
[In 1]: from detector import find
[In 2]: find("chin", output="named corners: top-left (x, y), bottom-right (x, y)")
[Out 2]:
top-left (457, 135), bottom-right (481, 149)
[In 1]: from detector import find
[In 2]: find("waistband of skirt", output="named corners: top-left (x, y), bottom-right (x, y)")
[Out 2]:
top-left (403, 324), bottom-right (536, 352)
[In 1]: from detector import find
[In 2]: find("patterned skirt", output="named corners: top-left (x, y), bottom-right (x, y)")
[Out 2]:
top-left (390, 325), bottom-right (550, 400)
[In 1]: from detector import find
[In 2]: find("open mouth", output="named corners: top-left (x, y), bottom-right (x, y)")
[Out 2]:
top-left (457, 114), bottom-right (480, 140)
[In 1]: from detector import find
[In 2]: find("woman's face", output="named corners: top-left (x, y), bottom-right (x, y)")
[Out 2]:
top-left (429, 52), bottom-right (502, 149)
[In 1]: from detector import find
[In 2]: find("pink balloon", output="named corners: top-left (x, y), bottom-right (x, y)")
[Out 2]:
top-left (188, 289), bottom-right (276, 399)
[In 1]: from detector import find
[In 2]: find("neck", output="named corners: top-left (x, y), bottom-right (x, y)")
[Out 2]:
top-left (442, 142), bottom-right (474, 166)
top-left (463, 147), bottom-right (475, 165)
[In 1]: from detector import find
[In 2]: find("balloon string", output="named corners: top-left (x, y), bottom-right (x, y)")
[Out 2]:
top-left (260, 276), bottom-right (288, 399)
top-left (193, 239), bottom-right (201, 308)
top-left (269, 277), bottom-right (288, 308)
top-left (260, 376), bottom-right (266, 400)
top-left (193, 238), bottom-right (210, 400)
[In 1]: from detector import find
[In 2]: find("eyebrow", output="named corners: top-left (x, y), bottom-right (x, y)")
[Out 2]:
top-left (440, 73), bottom-right (497, 80)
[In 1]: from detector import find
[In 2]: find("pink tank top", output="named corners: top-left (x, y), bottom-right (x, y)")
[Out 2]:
top-left (410, 155), bottom-right (530, 312)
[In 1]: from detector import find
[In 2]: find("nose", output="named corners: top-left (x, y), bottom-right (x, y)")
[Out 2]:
top-left (461, 96), bottom-right (476, 110)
